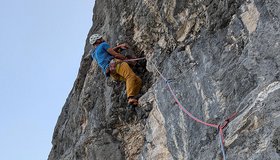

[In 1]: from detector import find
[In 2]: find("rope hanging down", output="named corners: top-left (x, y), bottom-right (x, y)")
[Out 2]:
top-left (124, 57), bottom-right (237, 159)
top-left (151, 61), bottom-right (237, 160)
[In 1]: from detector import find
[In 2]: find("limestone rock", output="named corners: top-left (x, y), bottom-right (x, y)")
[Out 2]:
top-left (49, 0), bottom-right (280, 159)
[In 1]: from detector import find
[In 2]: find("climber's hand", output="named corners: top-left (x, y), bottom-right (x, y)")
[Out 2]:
top-left (118, 43), bottom-right (129, 49)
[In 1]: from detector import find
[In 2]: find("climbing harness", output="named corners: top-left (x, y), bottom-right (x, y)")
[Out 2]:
top-left (109, 59), bottom-right (119, 74)
top-left (109, 57), bottom-right (146, 74)
top-left (151, 62), bottom-right (238, 160)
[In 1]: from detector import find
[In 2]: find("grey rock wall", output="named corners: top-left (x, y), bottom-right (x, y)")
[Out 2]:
top-left (49, 0), bottom-right (280, 159)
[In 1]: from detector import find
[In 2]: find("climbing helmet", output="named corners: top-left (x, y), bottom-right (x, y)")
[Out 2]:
top-left (89, 34), bottom-right (102, 45)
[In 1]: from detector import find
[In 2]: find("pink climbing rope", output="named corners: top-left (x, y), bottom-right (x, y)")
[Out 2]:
top-left (152, 62), bottom-right (220, 127)
top-left (166, 82), bottom-right (219, 128)
top-left (123, 57), bottom-right (146, 62)
top-left (123, 57), bottom-right (238, 159)
top-left (151, 62), bottom-right (238, 160)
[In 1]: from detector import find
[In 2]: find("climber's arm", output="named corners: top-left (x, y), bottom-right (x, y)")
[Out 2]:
top-left (107, 48), bottom-right (126, 60)
top-left (113, 43), bottom-right (129, 51)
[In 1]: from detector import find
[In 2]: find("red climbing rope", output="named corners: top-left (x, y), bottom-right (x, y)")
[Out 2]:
top-left (124, 57), bottom-right (146, 62)
top-left (124, 57), bottom-right (239, 159)
top-left (166, 82), bottom-right (219, 128)
top-left (218, 112), bottom-right (238, 143)
top-left (151, 62), bottom-right (238, 160)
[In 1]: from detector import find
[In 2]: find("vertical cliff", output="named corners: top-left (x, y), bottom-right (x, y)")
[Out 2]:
top-left (49, 0), bottom-right (280, 159)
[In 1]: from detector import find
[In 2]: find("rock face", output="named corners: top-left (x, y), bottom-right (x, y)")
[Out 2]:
top-left (49, 0), bottom-right (280, 159)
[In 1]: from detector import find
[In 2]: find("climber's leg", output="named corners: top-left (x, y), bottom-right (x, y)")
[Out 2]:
top-left (115, 61), bottom-right (142, 104)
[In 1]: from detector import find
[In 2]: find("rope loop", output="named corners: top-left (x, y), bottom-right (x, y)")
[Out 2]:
top-left (220, 112), bottom-right (237, 129)
top-left (150, 60), bottom-right (239, 160)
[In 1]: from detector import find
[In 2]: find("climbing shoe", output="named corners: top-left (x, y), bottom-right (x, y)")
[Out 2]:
top-left (128, 97), bottom-right (138, 105)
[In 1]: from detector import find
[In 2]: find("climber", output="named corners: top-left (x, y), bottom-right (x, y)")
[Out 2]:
top-left (89, 34), bottom-right (142, 106)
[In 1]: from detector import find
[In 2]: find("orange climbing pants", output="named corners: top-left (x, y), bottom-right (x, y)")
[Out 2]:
top-left (110, 59), bottom-right (142, 98)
